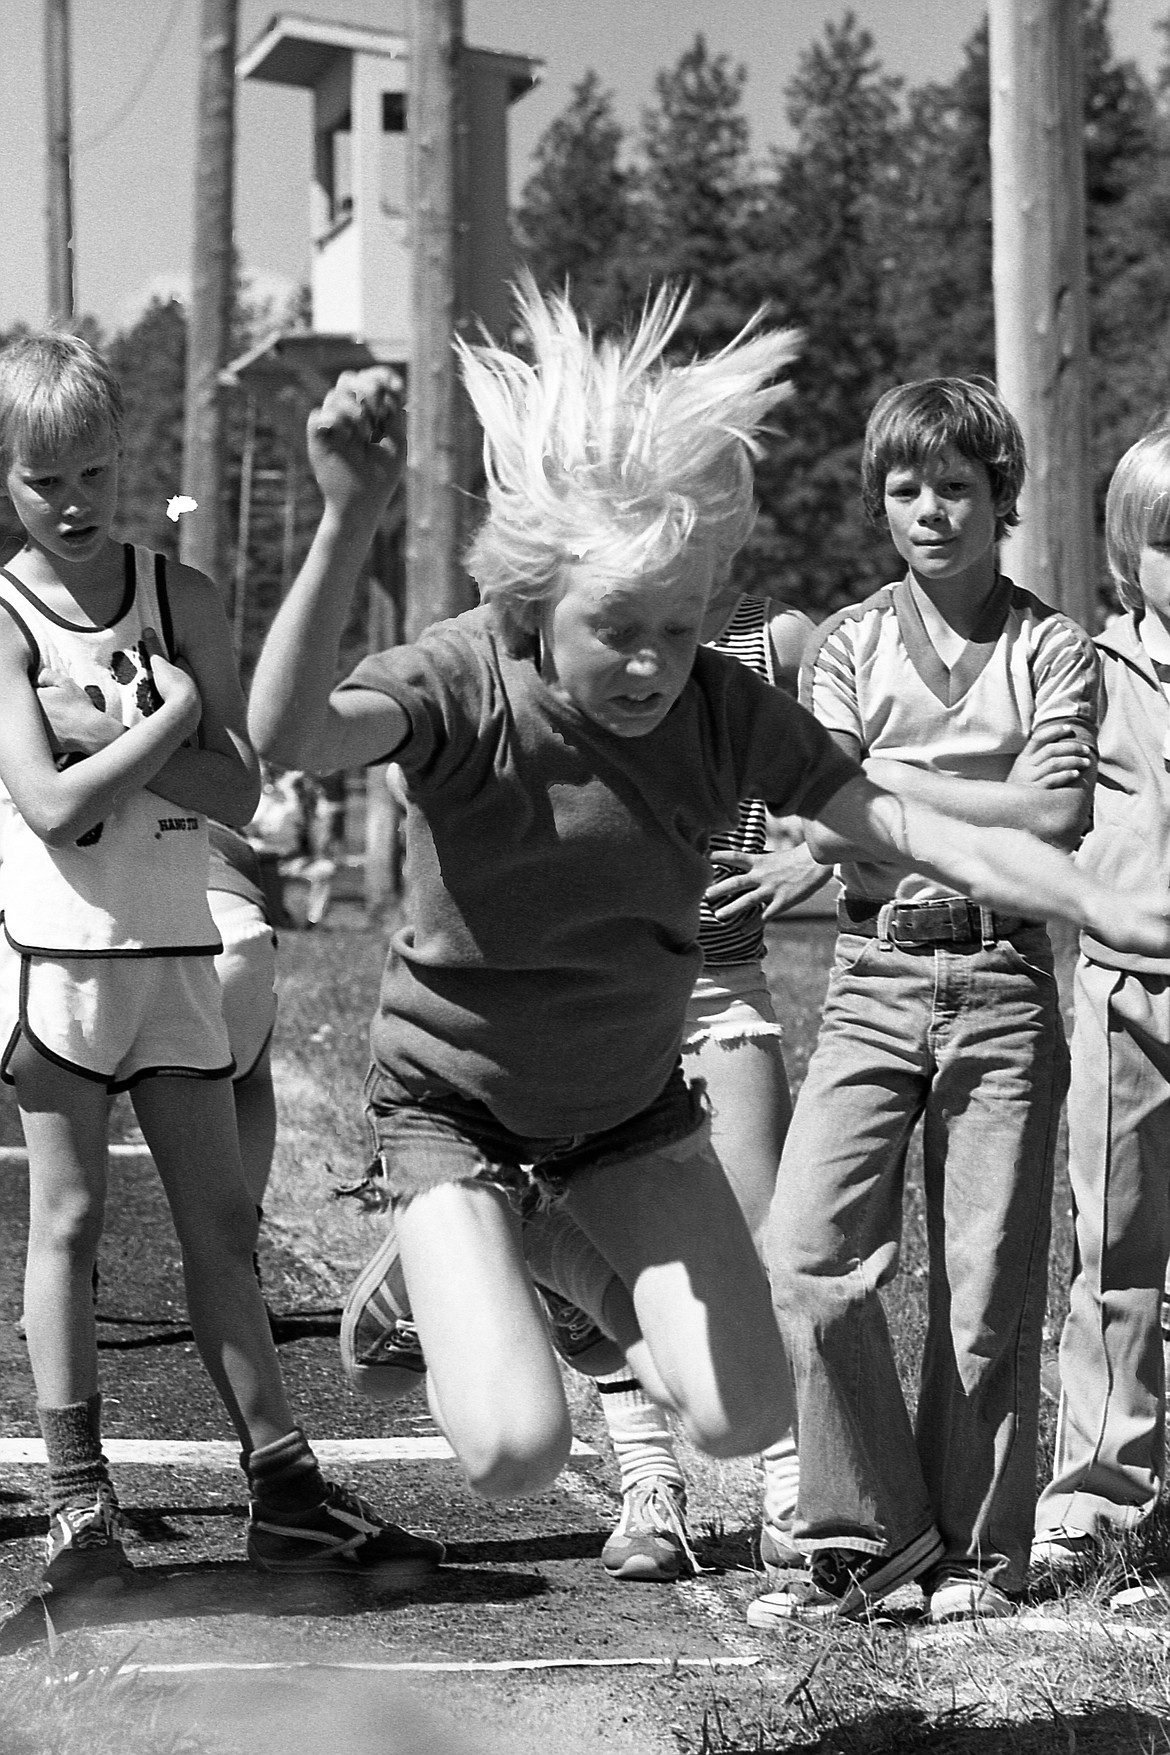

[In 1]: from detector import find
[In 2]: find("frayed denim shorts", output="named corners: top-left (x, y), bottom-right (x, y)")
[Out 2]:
top-left (362, 1059), bottom-right (706, 1210)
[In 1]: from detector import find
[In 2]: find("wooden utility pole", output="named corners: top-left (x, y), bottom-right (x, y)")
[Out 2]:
top-left (181, 0), bottom-right (238, 588)
top-left (44, 0), bottom-right (75, 324)
top-left (405, 0), bottom-right (474, 640)
top-left (989, 1), bottom-right (1094, 628)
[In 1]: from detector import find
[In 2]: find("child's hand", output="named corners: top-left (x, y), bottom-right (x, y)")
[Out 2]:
top-left (1008, 719), bottom-right (1096, 790)
top-left (705, 846), bottom-right (831, 921)
top-left (141, 629), bottom-right (202, 734)
top-left (308, 367), bottom-right (405, 514)
top-left (36, 669), bottom-right (122, 756)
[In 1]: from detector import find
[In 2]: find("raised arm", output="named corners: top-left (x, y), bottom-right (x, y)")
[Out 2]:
top-left (248, 370), bottom-right (411, 774)
top-left (805, 773), bottom-right (1170, 959)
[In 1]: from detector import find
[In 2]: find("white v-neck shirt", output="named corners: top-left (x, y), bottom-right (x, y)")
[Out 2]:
top-left (805, 573), bottom-right (1099, 904)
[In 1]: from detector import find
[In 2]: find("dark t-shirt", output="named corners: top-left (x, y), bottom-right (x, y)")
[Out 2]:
top-left (341, 605), bottom-right (857, 1136)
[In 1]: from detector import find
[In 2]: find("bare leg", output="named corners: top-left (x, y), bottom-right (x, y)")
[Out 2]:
top-left (689, 1030), bottom-right (791, 1242)
top-left (232, 1045), bottom-right (277, 1212)
top-left (564, 1128), bottom-right (792, 1458)
top-left (396, 1179), bottom-right (572, 1497)
top-left (131, 1074), bottom-right (295, 1450)
top-left (16, 1043), bottom-right (111, 1406)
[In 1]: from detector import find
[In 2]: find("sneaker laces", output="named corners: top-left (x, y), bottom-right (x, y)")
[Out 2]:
top-left (619, 1477), bottom-right (705, 1576)
top-left (539, 1287), bottom-right (601, 1349)
top-left (49, 1489), bottom-right (123, 1558)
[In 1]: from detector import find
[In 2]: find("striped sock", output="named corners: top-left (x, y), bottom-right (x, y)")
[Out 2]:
top-left (244, 1428), bottom-right (326, 1512)
top-left (596, 1372), bottom-right (683, 1493)
top-left (39, 1394), bottom-right (113, 1516)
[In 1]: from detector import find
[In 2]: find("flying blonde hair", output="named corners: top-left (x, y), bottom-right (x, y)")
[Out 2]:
top-left (457, 277), bottom-right (800, 624)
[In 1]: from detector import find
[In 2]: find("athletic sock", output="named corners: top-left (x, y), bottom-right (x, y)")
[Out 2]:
top-left (760, 1427), bottom-right (800, 1539)
top-left (521, 1208), bottom-right (618, 1329)
top-left (596, 1372), bottom-right (683, 1494)
top-left (38, 1393), bottom-right (113, 1516)
top-left (243, 1428), bottom-right (327, 1512)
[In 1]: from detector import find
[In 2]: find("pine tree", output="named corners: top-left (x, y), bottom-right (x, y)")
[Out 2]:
top-left (740, 13), bottom-right (907, 612)
top-left (513, 71), bottom-right (631, 324)
top-left (630, 35), bottom-right (754, 347)
top-left (106, 297), bottom-right (188, 560)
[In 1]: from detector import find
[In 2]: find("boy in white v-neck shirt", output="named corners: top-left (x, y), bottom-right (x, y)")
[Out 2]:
top-left (749, 378), bottom-right (1099, 1629)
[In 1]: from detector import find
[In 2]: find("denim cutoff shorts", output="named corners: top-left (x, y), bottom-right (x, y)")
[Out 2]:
top-left (363, 1059), bottom-right (707, 1210)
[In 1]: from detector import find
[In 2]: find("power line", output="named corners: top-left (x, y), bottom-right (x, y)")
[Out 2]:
top-left (75, 0), bottom-right (187, 156)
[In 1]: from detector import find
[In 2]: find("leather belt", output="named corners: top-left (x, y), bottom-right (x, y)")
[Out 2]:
top-left (837, 895), bottom-right (1040, 948)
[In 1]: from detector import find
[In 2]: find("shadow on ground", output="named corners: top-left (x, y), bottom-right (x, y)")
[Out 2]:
top-left (698, 1703), bottom-right (1170, 1753)
top-left (0, 1559), bottom-right (548, 1655)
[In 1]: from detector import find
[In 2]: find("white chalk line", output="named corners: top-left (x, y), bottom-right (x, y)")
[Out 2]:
top-left (0, 1143), bottom-right (150, 1163)
top-left (0, 1437), bottom-right (596, 1466)
top-left (103, 1656), bottom-right (761, 1677)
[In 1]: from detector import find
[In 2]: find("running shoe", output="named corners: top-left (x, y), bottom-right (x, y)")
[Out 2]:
top-left (42, 1485), bottom-right (145, 1598)
top-left (601, 1477), bottom-right (699, 1582)
top-left (1030, 1525), bottom-right (1097, 1574)
top-left (536, 1285), bottom-right (625, 1376)
top-left (340, 1228), bottom-right (427, 1402)
top-left (247, 1480), bottom-right (444, 1580)
top-left (746, 1525), bottom-right (944, 1625)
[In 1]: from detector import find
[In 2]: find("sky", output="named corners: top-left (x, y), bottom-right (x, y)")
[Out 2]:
top-left (1, 1), bottom-right (1168, 335)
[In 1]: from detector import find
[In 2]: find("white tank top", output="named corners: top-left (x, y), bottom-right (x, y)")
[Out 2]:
top-left (0, 544), bottom-right (219, 956)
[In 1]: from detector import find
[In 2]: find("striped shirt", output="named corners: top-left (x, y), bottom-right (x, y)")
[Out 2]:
top-left (699, 594), bottom-right (785, 966)
top-left (804, 573), bottom-right (1099, 905)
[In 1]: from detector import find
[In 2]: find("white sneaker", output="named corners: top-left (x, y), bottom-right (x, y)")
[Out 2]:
top-left (1030, 1525), bottom-right (1096, 1574)
top-left (601, 1478), bottom-right (698, 1582)
top-left (925, 1566), bottom-right (1015, 1623)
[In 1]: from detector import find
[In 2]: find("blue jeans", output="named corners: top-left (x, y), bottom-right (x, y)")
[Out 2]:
top-left (765, 925), bottom-right (1067, 1592)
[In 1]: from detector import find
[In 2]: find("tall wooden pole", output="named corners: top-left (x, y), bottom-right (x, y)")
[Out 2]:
top-left (44, 0), bottom-right (75, 324)
top-left (989, 1), bottom-right (1094, 628)
top-left (406, 0), bottom-right (474, 640)
top-left (181, 0), bottom-right (238, 588)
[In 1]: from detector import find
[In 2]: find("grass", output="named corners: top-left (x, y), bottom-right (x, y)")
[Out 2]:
top-left (2, 1643), bottom-right (206, 1755)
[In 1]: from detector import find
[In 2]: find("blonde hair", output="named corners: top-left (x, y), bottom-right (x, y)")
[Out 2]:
top-left (457, 277), bottom-right (800, 625)
top-left (0, 332), bottom-right (123, 473)
top-left (1105, 427), bottom-right (1170, 612)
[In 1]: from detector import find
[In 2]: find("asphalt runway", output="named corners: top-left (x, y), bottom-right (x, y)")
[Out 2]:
top-left (0, 1149), bottom-right (780, 1752)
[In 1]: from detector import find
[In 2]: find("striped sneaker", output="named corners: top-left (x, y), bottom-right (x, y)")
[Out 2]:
top-left (42, 1485), bottom-right (146, 1599)
top-left (247, 1480), bottom-right (444, 1580)
top-left (340, 1228), bottom-right (427, 1402)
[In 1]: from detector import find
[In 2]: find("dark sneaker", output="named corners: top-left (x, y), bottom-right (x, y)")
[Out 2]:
top-left (247, 1481), bottom-right (444, 1581)
top-left (536, 1286), bottom-right (625, 1377)
top-left (340, 1228), bottom-right (427, 1402)
top-left (601, 1477), bottom-right (698, 1582)
top-left (746, 1525), bottom-right (944, 1625)
top-left (42, 1488), bottom-right (145, 1599)
top-left (925, 1566), bottom-right (1015, 1623)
